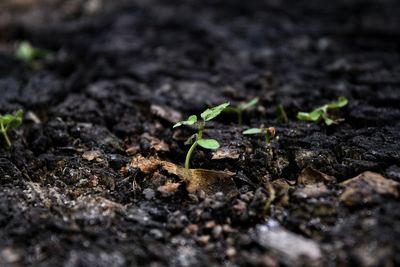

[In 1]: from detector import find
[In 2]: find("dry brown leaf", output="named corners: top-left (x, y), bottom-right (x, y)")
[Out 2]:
top-left (340, 171), bottom-right (399, 206)
top-left (82, 150), bottom-right (102, 161)
top-left (297, 167), bottom-right (336, 185)
top-left (129, 155), bottom-right (161, 173)
top-left (125, 145), bottom-right (140, 156)
top-left (150, 104), bottom-right (182, 124)
top-left (141, 133), bottom-right (170, 152)
top-left (271, 179), bottom-right (293, 191)
top-left (293, 183), bottom-right (329, 199)
top-left (162, 162), bottom-right (238, 198)
top-left (129, 155), bottom-right (238, 197)
top-left (157, 181), bottom-right (180, 196)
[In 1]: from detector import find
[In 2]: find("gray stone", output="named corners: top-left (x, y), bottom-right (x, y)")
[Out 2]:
top-left (255, 221), bottom-right (322, 267)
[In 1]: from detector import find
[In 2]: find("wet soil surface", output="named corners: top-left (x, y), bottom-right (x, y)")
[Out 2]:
top-left (1, 0), bottom-right (400, 266)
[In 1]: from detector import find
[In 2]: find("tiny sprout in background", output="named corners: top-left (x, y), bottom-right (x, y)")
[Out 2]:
top-left (173, 102), bottom-right (229, 169)
top-left (243, 126), bottom-right (276, 144)
top-left (0, 110), bottom-right (23, 148)
top-left (276, 104), bottom-right (288, 124)
top-left (223, 97), bottom-right (259, 125)
top-left (16, 41), bottom-right (49, 63)
top-left (297, 96), bottom-right (348, 125)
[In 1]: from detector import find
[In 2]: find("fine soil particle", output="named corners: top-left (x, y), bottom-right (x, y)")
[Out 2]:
top-left (1, 0), bottom-right (400, 266)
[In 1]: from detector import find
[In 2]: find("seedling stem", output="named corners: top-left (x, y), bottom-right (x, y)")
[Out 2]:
top-left (0, 110), bottom-right (23, 148)
top-left (243, 126), bottom-right (276, 145)
top-left (276, 104), bottom-right (288, 124)
top-left (185, 122), bottom-right (205, 169)
top-left (223, 97), bottom-right (258, 125)
top-left (0, 122), bottom-right (11, 147)
top-left (173, 103), bottom-right (229, 169)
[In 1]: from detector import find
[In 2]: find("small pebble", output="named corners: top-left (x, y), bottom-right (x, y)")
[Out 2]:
top-left (143, 188), bottom-right (155, 200)
top-left (226, 247), bottom-right (236, 257)
top-left (184, 224), bottom-right (199, 235)
top-left (197, 235), bottom-right (210, 246)
top-left (149, 229), bottom-right (163, 239)
top-left (212, 225), bottom-right (223, 238)
top-left (205, 220), bottom-right (216, 228)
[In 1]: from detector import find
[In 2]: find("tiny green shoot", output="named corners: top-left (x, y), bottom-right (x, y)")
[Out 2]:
top-left (173, 103), bottom-right (229, 169)
top-left (276, 104), bottom-right (288, 124)
top-left (243, 126), bottom-right (276, 144)
top-left (0, 110), bottom-right (23, 148)
top-left (223, 97), bottom-right (259, 125)
top-left (16, 41), bottom-right (49, 63)
top-left (297, 96), bottom-right (348, 125)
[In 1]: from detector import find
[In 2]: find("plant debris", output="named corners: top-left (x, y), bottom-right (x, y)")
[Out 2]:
top-left (340, 171), bottom-right (399, 206)
top-left (128, 155), bottom-right (238, 197)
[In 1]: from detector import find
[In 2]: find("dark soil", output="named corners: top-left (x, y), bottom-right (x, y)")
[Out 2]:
top-left (1, 0), bottom-right (400, 266)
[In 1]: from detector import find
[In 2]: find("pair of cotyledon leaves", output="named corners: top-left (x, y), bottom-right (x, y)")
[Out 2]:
top-left (242, 128), bottom-right (263, 135)
top-left (223, 97), bottom-right (259, 113)
top-left (0, 110), bottom-right (23, 131)
top-left (297, 96), bottom-right (348, 125)
top-left (173, 103), bottom-right (230, 150)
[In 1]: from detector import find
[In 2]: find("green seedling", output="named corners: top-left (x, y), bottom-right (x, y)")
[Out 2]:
top-left (0, 110), bottom-right (23, 148)
top-left (16, 41), bottom-right (49, 62)
top-left (276, 104), bottom-right (288, 124)
top-left (173, 103), bottom-right (230, 169)
top-left (243, 126), bottom-right (276, 144)
top-left (297, 96), bottom-right (348, 125)
top-left (223, 97), bottom-right (259, 125)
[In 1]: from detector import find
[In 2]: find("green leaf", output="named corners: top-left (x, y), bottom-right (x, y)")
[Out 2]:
top-left (297, 110), bottom-right (322, 122)
top-left (222, 107), bottom-right (238, 113)
top-left (243, 128), bottom-right (263, 135)
top-left (173, 115), bottom-right (197, 128)
top-left (1, 114), bottom-right (15, 125)
top-left (324, 117), bottom-right (334, 125)
top-left (197, 139), bottom-right (220, 150)
top-left (0, 110), bottom-right (23, 130)
top-left (322, 114), bottom-right (334, 126)
top-left (309, 110), bottom-right (323, 121)
top-left (238, 97), bottom-right (259, 111)
top-left (16, 42), bottom-right (35, 62)
top-left (200, 102), bottom-right (230, 121)
top-left (326, 96), bottom-right (348, 109)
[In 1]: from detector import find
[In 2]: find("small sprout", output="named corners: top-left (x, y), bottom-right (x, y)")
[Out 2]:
top-left (276, 104), bottom-right (288, 124)
top-left (173, 102), bottom-right (229, 169)
top-left (0, 110), bottom-right (23, 148)
top-left (223, 97), bottom-right (259, 125)
top-left (173, 115), bottom-right (197, 128)
top-left (15, 41), bottom-right (49, 63)
top-left (297, 96), bottom-right (348, 125)
top-left (243, 126), bottom-right (276, 144)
